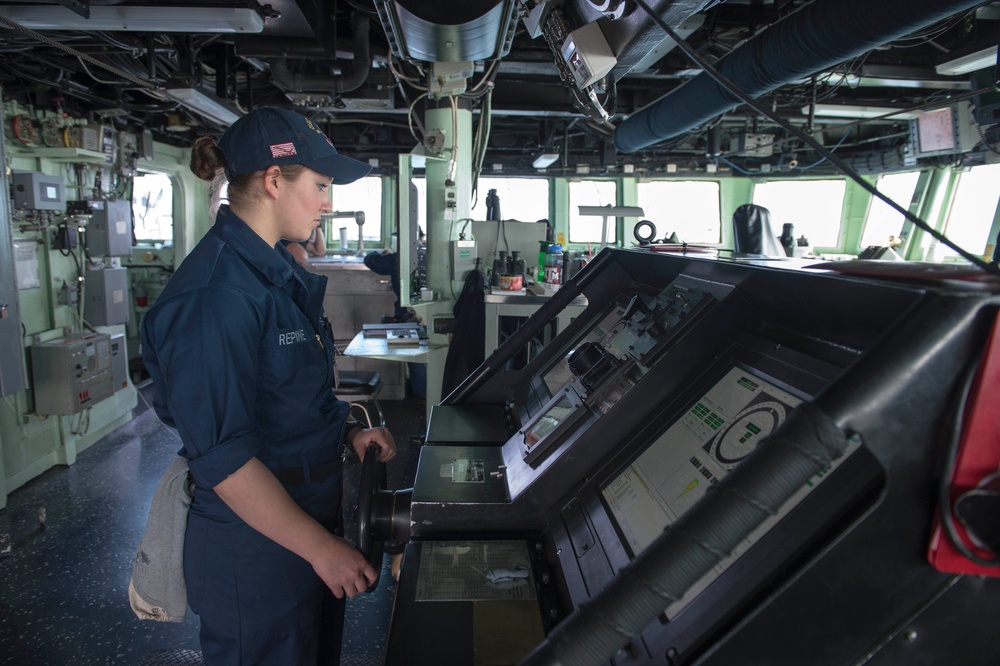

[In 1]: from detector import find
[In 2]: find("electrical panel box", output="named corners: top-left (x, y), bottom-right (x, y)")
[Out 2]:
top-left (117, 131), bottom-right (138, 177)
top-left (77, 199), bottom-right (132, 256)
top-left (109, 332), bottom-right (128, 392)
top-left (560, 22), bottom-right (617, 89)
top-left (31, 332), bottom-right (113, 415)
top-left (11, 171), bottom-right (67, 211)
top-left (451, 240), bottom-right (478, 281)
top-left (84, 267), bottom-right (129, 326)
top-left (730, 133), bottom-right (776, 157)
top-left (429, 61), bottom-right (474, 97)
top-left (81, 124), bottom-right (114, 163)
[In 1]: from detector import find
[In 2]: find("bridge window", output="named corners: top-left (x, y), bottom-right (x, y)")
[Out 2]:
top-left (751, 179), bottom-right (846, 248)
top-left (471, 177), bottom-right (550, 222)
top-left (861, 172), bottom-right (922, 249)
top-left (131, 172), bottom-right (173, 242)
top-left (936, 163), bottom-right (1000, 260)
top-left (636, 181), bottom-right (721, 243)
top-left (569, 180), bottom-right (619, 244)
top-left (329, 176), bottom-right (383, 246)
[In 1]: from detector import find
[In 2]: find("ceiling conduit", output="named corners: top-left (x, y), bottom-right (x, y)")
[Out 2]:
top-left (269, 11), bottom-right (371, 94)
top-left (613, 0), bottom-right (987, 154)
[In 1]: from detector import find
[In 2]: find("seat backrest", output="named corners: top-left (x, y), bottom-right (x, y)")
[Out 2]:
top-left (733, 204), bottom-right (785, 257)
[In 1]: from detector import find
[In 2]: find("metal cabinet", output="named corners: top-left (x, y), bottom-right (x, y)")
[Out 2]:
top-left (311, 263), bottom-right (406, 399)
top-left (484, 293), bottom-right (588, 369)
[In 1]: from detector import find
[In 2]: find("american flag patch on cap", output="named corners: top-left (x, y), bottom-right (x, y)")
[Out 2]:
top-left (270, 142), bottom-right (297, 158)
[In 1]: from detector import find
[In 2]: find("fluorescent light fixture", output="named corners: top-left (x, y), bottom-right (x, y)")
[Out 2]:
top-left (936, 46), bottom-right (997, 76)
top-left (0, 5), bottom-right (265, 33)
top-left (801, 104), bottom-right (922, 120)
top-left (532, 152), bottom-right (560, 169)
top-left (166, 88), bottom-right (241, 126)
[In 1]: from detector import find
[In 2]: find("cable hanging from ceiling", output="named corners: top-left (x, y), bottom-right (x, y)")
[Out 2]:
top-left (0, 15), bottom-right (158, 90)
top-left (630, 0), bottom-right (1000, 277)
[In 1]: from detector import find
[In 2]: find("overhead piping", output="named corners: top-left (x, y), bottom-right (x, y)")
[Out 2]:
top-left (614, 0), bottom-right (987, 154)
top-left (623, 0), bottom-right (1000, 275)
top-left (268, 11), bottom-right (371, 95)
top-left (375, 0), bottom-right (517, 62)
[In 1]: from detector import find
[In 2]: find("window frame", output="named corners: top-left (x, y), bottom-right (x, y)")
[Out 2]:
top-left (568, 179), bottom-right (620, 244)
top-left (860, 171), bottom-right (923, 251)
top-left (750, 178), bottom-right (848, 249)
top-left (326, 175), bottom-right (385, 248)
top-left (471, 176), bottom-right (551, 223)
top-left (131, 171), bottom-right (175, 244)
top-left (636, 179), bottom-right (723, 244)
top-left (936, 163), bottom-right (1000, 261)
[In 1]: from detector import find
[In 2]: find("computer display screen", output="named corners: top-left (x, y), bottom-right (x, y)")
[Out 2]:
top-left (914, 107), bottom-right (958, 156)
top-left (602, 366), bottom-right (801, 557)
top-left (599, 362), bottom-right (862, 619)
top-left (42, 184), bottom-right (61, 202)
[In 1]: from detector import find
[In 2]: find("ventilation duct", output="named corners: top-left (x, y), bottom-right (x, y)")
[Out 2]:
top-left (375, 0), bottom-right (517, 62)
top-left (614, 0), bottom-right (986, 153)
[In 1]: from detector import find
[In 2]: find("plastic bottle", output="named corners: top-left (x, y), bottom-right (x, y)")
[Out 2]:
top-left (537, 240), bottom-right (551, 282)
top-left (544, 244), bottom-right (563, 285)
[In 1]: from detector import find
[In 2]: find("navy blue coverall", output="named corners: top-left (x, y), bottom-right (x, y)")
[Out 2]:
top-left (141, 205), bottom-right (357, 665)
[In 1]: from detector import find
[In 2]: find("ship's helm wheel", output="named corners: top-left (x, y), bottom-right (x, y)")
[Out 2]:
top-left (355, 444), bottom-right (412, 593)
top-left (356, 444), bottom-right (387, 592)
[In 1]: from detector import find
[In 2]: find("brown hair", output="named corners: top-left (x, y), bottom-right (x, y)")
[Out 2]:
top-left (189, 135), bottom-right (308, 208)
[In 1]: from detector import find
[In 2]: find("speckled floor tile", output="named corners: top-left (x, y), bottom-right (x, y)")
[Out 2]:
top-left (0, 384), bottom-right (426, 666)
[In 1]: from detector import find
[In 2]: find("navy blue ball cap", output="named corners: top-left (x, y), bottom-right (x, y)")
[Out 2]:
top-left (217, 107), bottom-right (372, 184)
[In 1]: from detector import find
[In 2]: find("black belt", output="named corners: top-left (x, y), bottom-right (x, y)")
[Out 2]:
top-left (270, 460), bottom-right (341, 486)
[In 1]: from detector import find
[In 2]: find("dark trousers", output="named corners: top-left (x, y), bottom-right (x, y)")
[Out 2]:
top-left (184, 474), bottom-right (345, 665)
